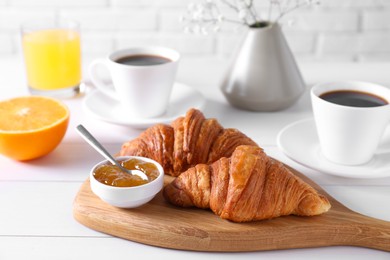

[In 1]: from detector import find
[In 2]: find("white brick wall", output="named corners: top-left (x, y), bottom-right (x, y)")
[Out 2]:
top-left (284, 11), bottom-right (359, 32)
top-left (363, 11), bottom-right (390, 30)
top-left (1, 0), bottom-right (390, 62)
top-left (0, 34), bottom-right (13, 54)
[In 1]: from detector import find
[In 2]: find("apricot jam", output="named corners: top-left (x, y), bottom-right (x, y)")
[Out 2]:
top-left (93, 158), bottom-right (159, 187)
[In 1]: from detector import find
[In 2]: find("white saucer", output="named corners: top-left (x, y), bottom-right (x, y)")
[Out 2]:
top-left (83, 82), bottom-right (206, 129)
top-left (277, 118), bottom-right (390, 179)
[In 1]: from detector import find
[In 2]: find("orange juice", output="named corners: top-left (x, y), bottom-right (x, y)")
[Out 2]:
top-left (22, 29), bottom-right (81, 90)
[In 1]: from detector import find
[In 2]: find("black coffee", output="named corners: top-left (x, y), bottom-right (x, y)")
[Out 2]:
top-left (115, 55), bottom-right (171, 66)
top-left (319, 90), bottom-right (388, 107)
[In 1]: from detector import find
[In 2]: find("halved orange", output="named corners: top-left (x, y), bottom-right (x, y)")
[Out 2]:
top-left (0, 96), bottom-right (69, 160)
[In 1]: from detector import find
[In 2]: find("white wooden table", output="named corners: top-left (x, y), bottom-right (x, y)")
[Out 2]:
top-left (1, 56), bottom-right (389, 259)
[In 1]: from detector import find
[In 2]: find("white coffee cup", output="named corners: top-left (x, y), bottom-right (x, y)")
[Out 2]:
top-left (89, 47), bottom-right (180, 118)
top-left (311, 81), bottom-right (390, 165)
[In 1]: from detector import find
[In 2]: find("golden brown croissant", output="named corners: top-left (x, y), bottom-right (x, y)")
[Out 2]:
top-left (163, 145), bottom-right (331, 222)
top-left (119, 109), bottom-right (257, 176)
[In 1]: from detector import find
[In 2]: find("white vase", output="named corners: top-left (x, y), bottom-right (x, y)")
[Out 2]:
top-left (220, 22), bottom-right (305, 111)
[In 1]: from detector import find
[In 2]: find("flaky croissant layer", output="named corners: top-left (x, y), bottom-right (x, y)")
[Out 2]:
top-left (163, 145), bottom-right (331, 223)
top-left (119, 109), bottom-right (257, 176)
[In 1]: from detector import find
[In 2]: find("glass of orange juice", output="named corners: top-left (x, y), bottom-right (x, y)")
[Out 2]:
top-left (21, 19), bottom-right (82, 98)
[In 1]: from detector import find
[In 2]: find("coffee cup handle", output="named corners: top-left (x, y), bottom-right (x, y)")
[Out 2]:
top-left (88, 59), bottom-right (119, 100)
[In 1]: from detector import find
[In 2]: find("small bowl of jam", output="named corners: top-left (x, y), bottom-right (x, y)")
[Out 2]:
top-left (90, 156), bottom-right (164, 208)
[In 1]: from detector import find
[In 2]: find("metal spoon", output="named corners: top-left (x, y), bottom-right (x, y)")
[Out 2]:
top-left (76, 124), bottom-right (148, 181)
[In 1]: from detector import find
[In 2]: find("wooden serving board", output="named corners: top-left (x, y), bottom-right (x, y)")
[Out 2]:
top-left (73, 164), bottom-right (390, 252)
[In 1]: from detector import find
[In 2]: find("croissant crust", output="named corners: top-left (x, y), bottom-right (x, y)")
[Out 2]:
top-left (163, 145), bottom-right (331, 222)
top-left (119, 109), bottom-right (257, 176)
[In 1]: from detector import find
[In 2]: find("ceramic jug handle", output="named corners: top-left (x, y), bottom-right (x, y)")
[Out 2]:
top-left (88, 59), bottom-right (119, 100)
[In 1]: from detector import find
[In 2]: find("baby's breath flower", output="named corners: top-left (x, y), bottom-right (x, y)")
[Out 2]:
top-left (182, 0), bottom-right (320, 33)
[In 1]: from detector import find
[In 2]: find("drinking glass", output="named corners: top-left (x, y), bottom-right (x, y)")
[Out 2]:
top-left (21, 18), bottom-right (82, 98)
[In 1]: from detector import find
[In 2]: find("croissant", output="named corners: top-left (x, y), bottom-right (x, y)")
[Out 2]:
top-left (163, 145), bottom-right (331, 222)
top-left (119, 109), bottom-right (257, 176)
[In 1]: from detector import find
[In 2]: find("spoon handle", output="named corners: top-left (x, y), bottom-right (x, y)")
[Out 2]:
top-left (76, 124), bottom-right (120, 167)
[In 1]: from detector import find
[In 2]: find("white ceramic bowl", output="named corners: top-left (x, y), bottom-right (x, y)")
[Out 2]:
top-left (90, 156), bottom-right (164, 208)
